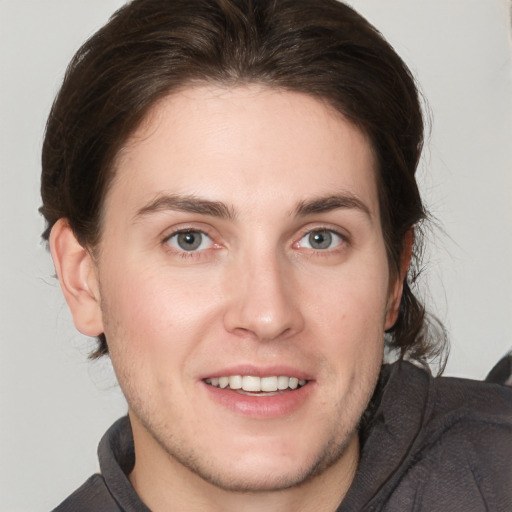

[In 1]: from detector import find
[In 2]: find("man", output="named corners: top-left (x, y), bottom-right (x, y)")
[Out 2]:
top-left (42, 0), bottom-right (512, 510)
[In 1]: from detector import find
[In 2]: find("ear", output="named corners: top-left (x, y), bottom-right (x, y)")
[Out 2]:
top-left (384, 229), bottom-right (413, 330)
top-left (49, 219), bottom-right (104, 337)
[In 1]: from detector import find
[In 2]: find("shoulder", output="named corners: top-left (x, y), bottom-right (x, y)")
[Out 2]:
top-left (380, 360), bottom-right (512, 429)
top-left (424, 372), bottom-right (512, 460)
top-left (432, 371), bottom-right (512, 419)
top-left (394, 366), bottom-right (512, 511)
top-left (51, 474), bottom-right (121, 512)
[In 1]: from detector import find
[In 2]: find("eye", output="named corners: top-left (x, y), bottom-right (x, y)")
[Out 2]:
top-left (298, 229), bottom-right (344, 250)
top-left (166, 230), bottom-right (213, 252)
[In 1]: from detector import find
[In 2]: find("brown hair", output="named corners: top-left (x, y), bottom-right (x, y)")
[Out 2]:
top-left (41, 0), bottom-right (447, 365)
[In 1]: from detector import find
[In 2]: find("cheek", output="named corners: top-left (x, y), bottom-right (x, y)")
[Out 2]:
top-left (310, 267), bottom-right (390, 340)
top-left (304, 263), bottom-right (389, 386)
top-left (99, 263), bottom-right (224, 360)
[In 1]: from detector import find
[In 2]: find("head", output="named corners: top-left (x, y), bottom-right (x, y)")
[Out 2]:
top-left (41, 0), bottom-right (445, 501)
top-left (41, 0), bottom-right (439, 363)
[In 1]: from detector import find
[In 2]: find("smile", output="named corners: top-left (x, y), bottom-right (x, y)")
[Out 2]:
top-left (204, 375), bottom-right (308, 392)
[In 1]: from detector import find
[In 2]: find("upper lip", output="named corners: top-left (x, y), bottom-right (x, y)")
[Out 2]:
top-left (199, 365), bottom-right (313, 381)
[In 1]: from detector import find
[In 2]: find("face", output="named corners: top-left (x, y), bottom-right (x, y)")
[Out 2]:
top-left (90, 86), bottom-right (402, 493)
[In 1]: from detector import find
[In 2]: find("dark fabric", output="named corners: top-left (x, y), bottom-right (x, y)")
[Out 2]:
top-left (51, 361), bottom-right (512, 512)
top-left (337, 363), bottom-right (512, 511)
top-left (486, 352), bottom-right (512, 387)
top-left (52, 417), bottom-right (150, 512)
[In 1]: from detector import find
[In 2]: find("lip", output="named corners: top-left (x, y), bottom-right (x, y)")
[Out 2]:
top-left (200, 365), bottom-right (315, 418)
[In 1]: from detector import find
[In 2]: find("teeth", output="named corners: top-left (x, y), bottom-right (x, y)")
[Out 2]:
top-left (205, 375), bottom-right (307, 392)
top-left (277, 376), bottom-right (289, 390)
top-left (261, 376), bottom-right (278, 392)
top-left (242, 376), bottom-right (261, 392)
top-left (228, 375), bottom-right (242, 389)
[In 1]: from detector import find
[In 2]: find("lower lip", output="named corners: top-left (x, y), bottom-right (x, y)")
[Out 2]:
top-left (201, 381), bottom-right (314, 418)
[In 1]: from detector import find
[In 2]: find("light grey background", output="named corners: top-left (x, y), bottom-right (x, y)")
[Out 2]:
top-left (1, 1), bottom-right (511, 510)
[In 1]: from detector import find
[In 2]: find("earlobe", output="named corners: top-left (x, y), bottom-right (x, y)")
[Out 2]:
top-left (385, 229), bottom-right (414, 330)
top-left (49, 219), bottom-right (104, 337)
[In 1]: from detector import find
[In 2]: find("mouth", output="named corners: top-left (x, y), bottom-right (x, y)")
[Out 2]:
top-left (203, 375), bottom-right (308, 395)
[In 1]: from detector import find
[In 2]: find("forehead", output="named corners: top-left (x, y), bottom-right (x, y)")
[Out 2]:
top-left (109, 85), bottom-right (379, 221)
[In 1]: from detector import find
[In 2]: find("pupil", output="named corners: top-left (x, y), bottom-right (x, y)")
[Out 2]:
top-left (178, 231), bottom-right (202, 251)
top-left (309, 230), bottom-right (331, 249)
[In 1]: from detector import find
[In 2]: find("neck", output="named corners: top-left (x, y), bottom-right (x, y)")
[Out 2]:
top-left (128, 416), bottom-right (359, 512)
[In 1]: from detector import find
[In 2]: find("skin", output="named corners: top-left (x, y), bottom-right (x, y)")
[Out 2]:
top-left (51, 85), bottom-right (407, 512)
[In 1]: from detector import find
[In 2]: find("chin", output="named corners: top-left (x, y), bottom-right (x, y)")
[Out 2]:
top-left (163, 427), bottom-right (357, 493)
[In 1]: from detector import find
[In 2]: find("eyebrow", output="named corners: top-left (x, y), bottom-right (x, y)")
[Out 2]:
top-left (134, 194), bottom-right (236, 220)
top-left (294, 193), bottom-right (372, 219)
top-left (133, 192), bottom-right (371, 222)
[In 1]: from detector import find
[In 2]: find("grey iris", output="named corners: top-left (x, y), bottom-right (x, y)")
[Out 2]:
top-left (309, 230), bottom-right (332, 249)
top-left (177, 231), bottom-right (202, 251)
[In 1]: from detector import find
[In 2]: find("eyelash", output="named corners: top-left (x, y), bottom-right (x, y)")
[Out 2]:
top-left (162, 227), bottom-right (214, 259)
top-left (294, 228), bottom-right (348, 253)
top-left (161, 226), bottom-right (348, 259)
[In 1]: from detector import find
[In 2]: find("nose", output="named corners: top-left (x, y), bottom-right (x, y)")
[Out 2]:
top-left (223, 253), bottom-right (305, 342)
